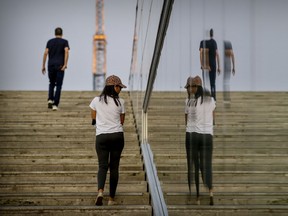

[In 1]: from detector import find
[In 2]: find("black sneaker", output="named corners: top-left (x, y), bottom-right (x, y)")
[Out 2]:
top-left (48, 100), bottom-right (53, 109)
top-left (95, 192), bottom-right (103, 206)
top-left (209, 196), bottom-right (214, 205)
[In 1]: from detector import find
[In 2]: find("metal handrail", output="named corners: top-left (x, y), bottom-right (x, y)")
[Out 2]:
top-left (142, 0), bottom-right (174, 113)
top-left (141, 142), bottom-right (168, 216)
top-left (140, 1), bottom-right (174, 215)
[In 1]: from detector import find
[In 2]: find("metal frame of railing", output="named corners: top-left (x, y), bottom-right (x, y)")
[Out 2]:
top-left (141, 0), bottom-right (174, 215)
top-left (141, 142), bottom-right (168, 216)
top-left (142, 0), bottom-right (174, 114)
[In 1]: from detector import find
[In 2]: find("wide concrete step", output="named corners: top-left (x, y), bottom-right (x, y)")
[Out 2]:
top-left (0, 135), bottom-right (138, 142)
top-left (156, 171), bottom-right (287, 182)
top-left (167, 205), bottom-right (288, 216)
top-left (0, 192), bottom-right (149, 206)
top-left (147, 124), bottom-right (288, 132)
top-left (165, 192), bottom-right (288, 205)
top-left (0, 164), bottom-right (143, 172)
top-left (2, 146), bottom-right (286, 155)
top-left (0, 153), bottom-right (141, 164)
top-left (0, 146), bottom-right (140, 154)
top-left (149, 139), bottom-right (288, 146)
top-left (0, 205), bottom-right (152, 216)
top-left (148, 134), bottom-right (288, 141)
top-left (156, 164), bottom-right (287, 172)
top-left (148, 110), bottom-right (288, 117)
top-left (153, 154), bottom-right (287, 164)
top-left (2, 170), bottom-right (285, 184)
top-left (0, 170), bottom-right (145, 182)
top-left (150, 147), bottom-right (288, 155)
top-left (161, 182), bottom-right (288, 193)
top-left (0, 141), bottom-right (140, 148)
top-left (0, 181), bottom-right (147, 193)
top-left (0, 127), bottom-right (137, 134)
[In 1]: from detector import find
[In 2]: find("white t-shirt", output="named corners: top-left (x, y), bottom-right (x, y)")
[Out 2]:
top-left (185, 97), bottom-right (216, 135)
top-left (89, 96), bottom-right (125, 136)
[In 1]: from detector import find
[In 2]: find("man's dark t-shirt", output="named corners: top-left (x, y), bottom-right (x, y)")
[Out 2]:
top-left (199, 39), bottom-right (218, 68)
top-left (46, 38), bottom-right (69, 67)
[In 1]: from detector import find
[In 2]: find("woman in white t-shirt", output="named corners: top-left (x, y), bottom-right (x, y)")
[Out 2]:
top-left (89, 75), bottom-right (126, 206)
top-left (184, 75), bottom-right (215, 205)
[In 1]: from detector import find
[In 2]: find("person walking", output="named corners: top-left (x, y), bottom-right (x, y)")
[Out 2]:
top-left (89, 75), bottom-right (127, 206)
top-left (223, 40), bottom-right (236, 106)
top-left (42, 27), bottom-right (70, 111)
top-left (199, 29), bottom-right (220, 101)
top-left (184, 75), bottom-right (216, 205)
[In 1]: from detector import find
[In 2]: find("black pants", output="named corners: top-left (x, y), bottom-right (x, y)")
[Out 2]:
top-left (95, 132), bottom-right (124, 198)
top-left (185, 132), bottom-right (213, 196)
top-left (202, 68), bottom-right (216, 101)
top-left (48, 65), bottom-right (64, 106)
top-left (209, 66), bottom-right (217, 101)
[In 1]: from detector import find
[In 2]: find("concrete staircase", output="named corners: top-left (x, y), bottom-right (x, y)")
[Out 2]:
top-left (148, 91), bottom-right (288, 216)
top-left (1, 90), bottom-right (288, 216)
top-left (0, 91), bottom-right (151, 216)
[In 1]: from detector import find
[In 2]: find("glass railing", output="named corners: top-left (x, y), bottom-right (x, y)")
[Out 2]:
top-left (129, 0), bottom-right (288, 213)
top-left (129, 0), bottom-right (164, 142)
top-left (129, 1), bottom-right (172, 215)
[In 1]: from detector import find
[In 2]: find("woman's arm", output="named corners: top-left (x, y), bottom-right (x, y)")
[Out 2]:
top-left (91, 109), bottom-right (96, 125)
top-left (120, 113), bottom-right (125, 125)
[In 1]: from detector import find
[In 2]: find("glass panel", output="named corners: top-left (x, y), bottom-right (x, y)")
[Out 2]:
top-left (129, 0), bottom-right (164, 141)
top-left (129, 0), bottom-right (288, 207)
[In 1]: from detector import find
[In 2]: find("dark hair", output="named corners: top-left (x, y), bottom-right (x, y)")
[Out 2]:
top-left (55, 27), bottom-right (63, 36)
top-left (186, 88), bottom-right (193, 100)
top-left (210, 28), bottom-right (213, 37)
top-left (99, 85), bottom-right (121, 106)
top-left (193, 86), bottom-right (211, 106)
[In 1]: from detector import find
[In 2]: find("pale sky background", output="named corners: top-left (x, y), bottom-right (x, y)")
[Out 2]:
top-left (0, 0), bottom-right (136, 90)
top-left (138, 0), bottom-right (288, 92)
top-left (1, 0), bottom-right (288, 91)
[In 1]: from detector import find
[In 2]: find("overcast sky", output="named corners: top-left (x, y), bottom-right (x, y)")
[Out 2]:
top-left (1, 0), bottom-right (288, 92)
top-left (134, 0), bottom-right (288, 92)
top-left (0, 0), bottom-right (136, 90)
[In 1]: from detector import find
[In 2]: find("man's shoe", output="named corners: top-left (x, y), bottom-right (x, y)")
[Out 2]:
top-left (209, 196), bottom-right (214, 205)
top-left (196, 197), bottom-right (200, 205)
top-left (95, 192), bottom-right (103, 206)
top-left (108, 200), bottom-right (117, 206)
top-left (52, 105), bottom-right (58, 111)
top-left (48, 100), bottom-right (53, 109)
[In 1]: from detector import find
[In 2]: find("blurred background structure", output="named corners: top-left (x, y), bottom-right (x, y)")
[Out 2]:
top-left (92, 0), bottom-right (107, 91)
